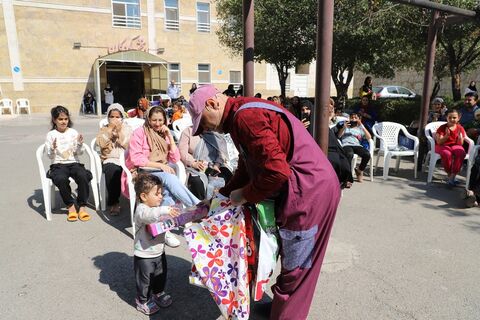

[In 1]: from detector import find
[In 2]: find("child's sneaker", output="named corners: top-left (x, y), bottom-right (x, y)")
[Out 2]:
top-left (136, 298), bottom-right (160, 315)
top-left (153, 292), bottom-right (173, 308)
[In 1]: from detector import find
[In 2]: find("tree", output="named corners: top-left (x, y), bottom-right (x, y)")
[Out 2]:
top-left (332, 0), bottom-right (426, 100)
top-left (216, 0), bottom-right (317, 97)
top-left (436, 1), bottom-right (480, 101)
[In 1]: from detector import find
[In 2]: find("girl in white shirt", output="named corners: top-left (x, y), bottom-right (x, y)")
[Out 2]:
top-left (45, 106), bottom-right (92, 222)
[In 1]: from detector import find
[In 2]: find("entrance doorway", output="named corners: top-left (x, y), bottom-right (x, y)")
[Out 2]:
top-left (106, 63), bottom-right (144, 109)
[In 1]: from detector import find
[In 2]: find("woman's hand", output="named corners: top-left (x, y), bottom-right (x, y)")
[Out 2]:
top-left (161, 163), bottom-right (175, 174)
top-left (158, 125), bottom-right (171, 137)
top-left (301, 118), bottom-right (310, 128)
top-left (193, 160), bottom-right (207, 172)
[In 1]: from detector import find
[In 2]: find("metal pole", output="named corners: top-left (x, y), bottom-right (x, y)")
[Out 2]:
top-left (418, 10), bottom-right (439, 137)
top-left (95, 60), bottom-right (102, 116)
top-left (243, 0), bottom-right (254, 97)
top-left (314, 0), bottom-right (334, 153)
top-left (392, 0), bottom-right (476, 17)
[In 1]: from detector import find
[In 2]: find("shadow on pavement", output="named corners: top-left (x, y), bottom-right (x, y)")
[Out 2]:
top-left (92, 252), bottom-right (221, 319)
top-left (27, 189), bottom-right (47, 219)
top-left (95, 196), bottom-right (134, 239)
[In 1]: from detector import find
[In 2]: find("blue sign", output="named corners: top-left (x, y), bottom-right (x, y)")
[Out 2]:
top-left (13, 66), bottom-right (21, 73)
top-left (217, 70), bottom-right (223, 75)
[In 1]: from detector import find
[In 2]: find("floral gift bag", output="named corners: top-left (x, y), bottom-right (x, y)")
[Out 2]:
top-left (184, 195), bottom-right (250, 320)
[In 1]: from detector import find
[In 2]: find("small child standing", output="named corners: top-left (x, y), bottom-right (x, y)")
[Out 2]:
top-left (133, 174), bottom-right (180, 315)
top-left (45, 106), bottom-right (92, 222)
top-left (435, 109), bottom-right (467, 186)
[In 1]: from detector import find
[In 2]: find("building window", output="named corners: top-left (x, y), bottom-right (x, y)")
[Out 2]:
top-left (112, 0), bottom-right (141, 28)
top-left (198, 64), bottom-right (211, 84)
top-left (164, 0), bottom-right (179, 30)
top-left (196, 2), bottom-right (210, 33)
top-left (169, 63), bottom-right (181, 90)
top-left (229, 71), bottom-right (242, 90)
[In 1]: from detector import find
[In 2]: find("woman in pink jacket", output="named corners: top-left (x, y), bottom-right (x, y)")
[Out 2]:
top-left (122, 106), bottom-right (199, 208)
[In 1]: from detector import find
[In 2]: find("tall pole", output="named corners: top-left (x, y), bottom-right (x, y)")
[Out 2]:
top-left (314, 0), bottom-right (334, 153)
top-left (418, 10), bottom-right (439, 137)
top-left (243, 0), bottom-right (254, 97)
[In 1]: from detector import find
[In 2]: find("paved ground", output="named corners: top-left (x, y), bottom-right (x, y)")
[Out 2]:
top-left (0, 114), bottom-right (479, 320)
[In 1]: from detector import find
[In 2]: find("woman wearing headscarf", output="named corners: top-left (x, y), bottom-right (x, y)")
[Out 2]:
top-left (127, 97), bottom-right (150, 119)
top-left (123, 106), bottom-right (199, 206)
top-left (178, 127), bottom-right (233, 200)
top-left (96, 103), bottom-right (132, 215)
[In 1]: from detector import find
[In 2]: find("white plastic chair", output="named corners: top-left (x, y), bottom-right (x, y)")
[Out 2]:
top-left (125, 117), bottom-right (145, 130)
top-left (350, 139), bottom-right (375, 182)
top-left (90, 138), bottom-right (107, 211)
top-left (98, 118), bottom-right (109, 128)
top-left (36, 143), bottom-right (100, 220)
top-left (0, 98), bottom-right (14, 115)
top-left (171, 117), bottom-right (193, 141)
top-left (425, 121), bottom-right (474, 185)
top-left (16, 98), bottom-right (31, 114)
top-left (372, 122), bottom-right (419, 180)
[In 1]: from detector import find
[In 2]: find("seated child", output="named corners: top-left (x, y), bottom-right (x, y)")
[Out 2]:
top-left (435, 109), bottom-right (466, 186)
top-left (335, 113), bottom-right (372, 182)
top-left (45, 106), bottom-right (92, 222)
top-left (133, 174), bottom-right (180, 315)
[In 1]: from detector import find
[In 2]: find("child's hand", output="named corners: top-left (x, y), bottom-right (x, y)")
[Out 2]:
top-left (77, 134), bottom-right (84, 144)
top-left (168, 206), bottom-right (180, 218)
top-left (444, 129), bottom-right (450, 138)
top-left (52, 138), bottom-right (57, 150)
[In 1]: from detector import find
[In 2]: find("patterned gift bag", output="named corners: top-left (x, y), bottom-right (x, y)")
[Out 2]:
top-left (184, 195), bottom-right (250, 320)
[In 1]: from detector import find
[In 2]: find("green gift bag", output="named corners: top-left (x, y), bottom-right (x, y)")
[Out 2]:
top-left (256, 200), bottom-right (276, 234)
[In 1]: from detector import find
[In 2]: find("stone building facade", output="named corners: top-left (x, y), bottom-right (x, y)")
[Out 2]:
top-left (1, 0), bottom-right (344, 114)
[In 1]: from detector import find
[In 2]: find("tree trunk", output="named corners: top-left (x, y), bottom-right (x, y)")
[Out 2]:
top-left (451, 70), bottom-right (461, 101)
top-left (275, 64), bottom-right (289, 98)
top-left (431, 80), bottom-right (440, 100)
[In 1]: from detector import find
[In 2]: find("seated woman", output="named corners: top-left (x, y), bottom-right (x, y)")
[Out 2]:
top-left (124, 106), bottom-right (199, 206)
top-left (435, 109), bottom-right (466, 186)
top-left (178, 126), bottom-right (233, 200)
top-left (335, 113), bottom-right (372, 182)
top-left (123, 106), bottom-right (199, 246)
top-left (353, 96), bottom-right (377, 132)
top-left (96, 103), bottom-right (132, 215)
top-left (127, 97), bottom-right (149, 119)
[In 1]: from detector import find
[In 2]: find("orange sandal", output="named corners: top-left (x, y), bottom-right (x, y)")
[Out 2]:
top-left (78, 211), bottom-right (91, 222)
top-left (67, 211), bottom-right (78, 222)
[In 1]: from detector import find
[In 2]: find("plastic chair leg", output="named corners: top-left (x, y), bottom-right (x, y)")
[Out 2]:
top-left (427, 157), bottom-right (436, 183)
top-left (91, 180), bottom-right (100, 210)
top-left (414, 154), bottom-right (418, 179)
top-left (43, 182), bottom-right (52, 221)
top-left (383, 153), bottom-right (392, 180)
top-left (375, 152), bottom-right (381, 174)
top-left (100, 174), bottom-right (106, 211)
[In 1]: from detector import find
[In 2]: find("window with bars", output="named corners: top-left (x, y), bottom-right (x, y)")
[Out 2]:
top-left (112, 0), bottom-right (141, 28)
top-left (169, 63), bottom-right (181, 90)
top-left (164, 0), bottom-right (179, 30)
top-left (198, 64), bottom-right (211, 84)
top-left (196, 2), bottom-right (210, 33)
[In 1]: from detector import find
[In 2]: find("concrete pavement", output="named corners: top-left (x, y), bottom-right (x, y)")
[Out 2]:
top-left (0, 114), bottom-right (479, 320)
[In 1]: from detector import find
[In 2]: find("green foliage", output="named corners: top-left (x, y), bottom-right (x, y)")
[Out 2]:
top-left (215, 0), bottom-right (317, 95)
